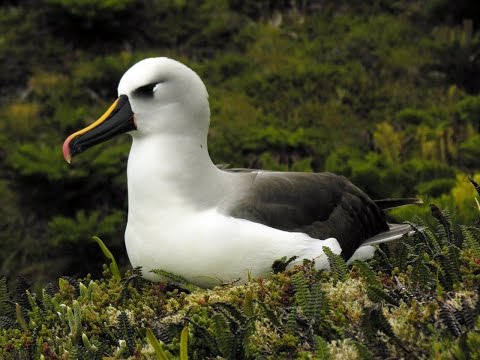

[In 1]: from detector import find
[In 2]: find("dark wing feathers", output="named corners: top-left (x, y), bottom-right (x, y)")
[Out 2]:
top-left (229, 172), bottom-right (389, 259)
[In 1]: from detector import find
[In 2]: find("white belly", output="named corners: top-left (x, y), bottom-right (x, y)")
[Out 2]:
top-left (125, 208), bottom-right (341, 288)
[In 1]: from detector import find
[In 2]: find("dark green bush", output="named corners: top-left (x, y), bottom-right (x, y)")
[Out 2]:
top-left (416, 178), bottom-right (457, 197)
top-left (457, 135), bottom-right (480, 169)
top-left (454, 95), bottom-right (480, 130)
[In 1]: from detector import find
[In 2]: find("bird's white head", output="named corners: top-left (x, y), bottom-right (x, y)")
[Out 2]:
top-left (63, 57), bottom-right (210, 162)
top-left (118, 57), bottom-right (210, 137)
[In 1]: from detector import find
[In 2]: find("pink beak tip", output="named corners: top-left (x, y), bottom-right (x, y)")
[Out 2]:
top-left (62, 138), bottom-right (72, 164)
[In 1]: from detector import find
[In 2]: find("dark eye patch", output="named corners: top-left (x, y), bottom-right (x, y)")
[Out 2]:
top-left (134, 83), bottom-right (158, 97)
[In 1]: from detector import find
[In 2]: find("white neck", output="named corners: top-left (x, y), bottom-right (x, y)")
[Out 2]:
top-left (126, 132), bottom-right (229, 219)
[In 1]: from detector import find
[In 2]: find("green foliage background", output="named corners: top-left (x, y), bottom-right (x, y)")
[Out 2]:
top-left (1, 0), bottom-right (480, 284)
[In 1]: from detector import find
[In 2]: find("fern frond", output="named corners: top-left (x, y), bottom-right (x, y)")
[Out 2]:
top-left (213, 302), bottom-right (249, 334)
top-left (460, 225), bottom-right (480, 257)
top-left (384, 241), bottom-right (409, 271)
top-left (292, 272), bottom-right (310, 315)
top-left (120, 269), bottom-right (146, 304)
top-left (372, 244), bottom-right (393, 271)
top-left (439, 303), bottom-right (462, 337)
top-left (366, 285), bottom-right (399, 306)
top-left (309, 282), bottom-right (327, 322)
top-left (0, 277), bottom-right (13, 318)
top-left (212, 312), bottom-right (234, 358)
top-left (27, 291), bottom-right (44, 325)
top-left (410, 227), bottom-right (438, 256)
top-left (435, 261), bottom-right (452, 291)
top-left (30, 325), bottom-right (43, 359)
top-left (401, 239), bottom-right (417, 260)
top-left (187, 316), bottom-right (218, 355)
top-left (353, 260), bottom-right (381, 288)
top-left (117, 311), bottom-right (135, 355)
top-left (460, 297), bottom-right (475, 330)
top-left (15, 276), bottom-right (31, 311)
top-left (44, 282), bottom-right (58, 297)
top-left (354, 340), bottom-right (373, 360)
top-left (150, 269), bottom-right (198, 292)
top-left (447, 245), bottom-right (462, 284)
top-left (411, 259), bottom-right (434, 289)
top-left (361, 305), bottom-right (406, 352)
top-left (323, 246), bottom-right (348, 284)
top-left (286, 307), bottom-right (297, 334)
top-left (429, 205), bottom-right (454, 244)
top-left (256, 300), bottom-right (282, 328)
top-left (121, 267), bottom-right (145, 294)
top-left (0, 277), bottom-right (8, 304)
top-left (314, 336), bottom-right (331, 360)
top-left (436, 245), bottom-right (462, 291)
top-left (435, 246), bottom-right (462, 291)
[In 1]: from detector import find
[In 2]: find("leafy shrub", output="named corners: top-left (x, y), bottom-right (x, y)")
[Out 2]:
top-left (324, 147), bottom-right (362, 177)
top-left (373, 121), bottom-right (404, 163)
top-left (402, 159), bottom-right (456, 183)
top-left (416, 178), bottom-right (457, 197)
top-left (457, 135), bottom-right (480, 169)
top-left (395, 107), bottom-right (436, 127)
top-left (48, 210), bottom-right (124, 246)
top-left (454, 95), bottom-right (480, 130)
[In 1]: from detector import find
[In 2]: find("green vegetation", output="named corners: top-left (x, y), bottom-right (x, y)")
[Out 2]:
top-left (0, 212), bottom-right (479, 358)
top-left (1, 0), bottom-right (480, 282)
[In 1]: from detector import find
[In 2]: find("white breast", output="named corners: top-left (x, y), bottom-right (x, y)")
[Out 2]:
top-left (125, 207), bottom-right (342, 288)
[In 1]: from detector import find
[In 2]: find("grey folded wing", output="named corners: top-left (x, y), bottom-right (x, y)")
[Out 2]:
top-left (226, 171), bottom-right (389, 259)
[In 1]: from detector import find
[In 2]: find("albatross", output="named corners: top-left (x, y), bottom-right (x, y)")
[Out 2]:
top-left (63, 57), bottom-right (419, 288)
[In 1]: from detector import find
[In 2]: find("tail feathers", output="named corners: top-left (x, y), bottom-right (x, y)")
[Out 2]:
top-left (374, 198), bottom-right (423, 210)
top-left (361, 223), bottom-right (424, 247)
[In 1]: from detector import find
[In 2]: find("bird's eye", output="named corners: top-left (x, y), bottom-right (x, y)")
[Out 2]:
top-left (134, 83), bottom-right (159, 96)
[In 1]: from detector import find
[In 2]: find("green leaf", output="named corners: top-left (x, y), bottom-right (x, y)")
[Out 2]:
top-left (93, 236), bottom-right (121, 282)
top-left (180, 326), bottom-right (189, 360)
top-left (146, 328), bottom-right (171, 360)
top-left (15, 303), bottom-right (28, 332)
top-left (243, 290), bottom-right (254, 318)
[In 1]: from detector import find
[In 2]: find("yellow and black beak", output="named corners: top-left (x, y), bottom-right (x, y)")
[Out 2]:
top-left (63, 95), bottom-right (136, 163)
